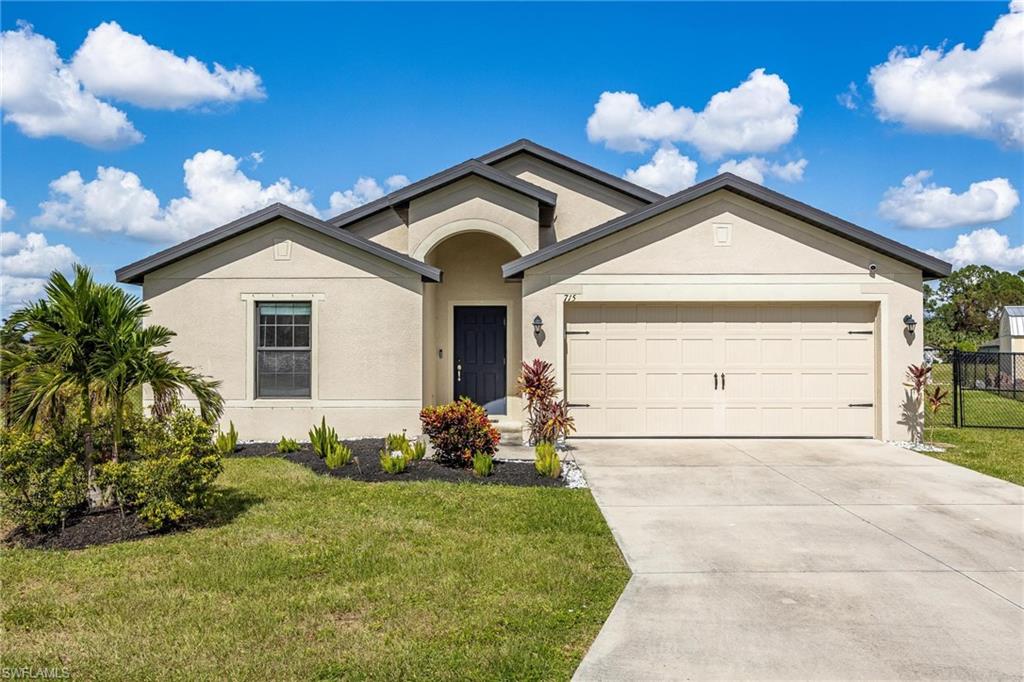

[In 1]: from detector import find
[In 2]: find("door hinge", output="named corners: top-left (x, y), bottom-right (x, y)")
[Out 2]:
top-left (566, 403), bottom-right (590, 408)
top-left (847, 403), bottom-right (873, 407)
top-left (848, 331), bottom-right (873, 335)
top-left (565, 330), bottom-right (590, 335)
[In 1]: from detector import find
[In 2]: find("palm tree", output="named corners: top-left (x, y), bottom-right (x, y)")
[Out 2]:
top-left (3, 265), bottom-right (223, 477)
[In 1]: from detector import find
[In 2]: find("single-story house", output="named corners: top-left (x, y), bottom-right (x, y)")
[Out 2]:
top-left (979, 306), bottom-right (1024, 353)
top-left (117, 139), bottom-right (951, 441)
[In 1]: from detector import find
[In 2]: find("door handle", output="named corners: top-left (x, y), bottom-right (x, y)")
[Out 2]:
top-left (456, 362), bottom-right (462, 383)
top-left (714, 373), bottom-right (718, 390)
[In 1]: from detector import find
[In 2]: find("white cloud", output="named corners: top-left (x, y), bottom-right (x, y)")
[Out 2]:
top-left (622, 146), bottom-right (697, 195)
top-left (868, 1), bottom-right (1024, 146)
top-left (0, 199), bottom-right (14, 222)
top-left (928, 228), bottom-right (1024, 270)
top-left (837, 82), bottom-right (861, 110)
top-left (34, 150), bottom-right (320, 242)
top-left (717, 156), bottom-right (807, 185)
top-left (1, 231), bottom-right (79, 312)
top-left (71, 21), bottom-right (264, 110)
top-left (587, 69), bottom-right (801, 160)
top-left (0, 22), bottom-right (142, 147)
top-left (879, 171), bottom-right (1019, 229)
top-left (328, 174), bottom-right (410, 214)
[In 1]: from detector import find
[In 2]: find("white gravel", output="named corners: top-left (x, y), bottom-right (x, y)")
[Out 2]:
top-left (888, 440), bottom-right (947, 453)
top-left (560, 459), bottom-right (588, 489)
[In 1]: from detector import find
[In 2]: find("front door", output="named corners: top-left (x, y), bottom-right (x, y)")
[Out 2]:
top-left (453, 306), bottom-right (507, 414)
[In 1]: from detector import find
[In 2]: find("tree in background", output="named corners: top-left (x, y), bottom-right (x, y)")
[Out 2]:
top-left (924, 265), bottom-right (1024, 349)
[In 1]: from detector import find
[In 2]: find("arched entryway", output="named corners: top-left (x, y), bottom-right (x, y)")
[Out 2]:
top-left (422, 231), bottom-right (523, 417)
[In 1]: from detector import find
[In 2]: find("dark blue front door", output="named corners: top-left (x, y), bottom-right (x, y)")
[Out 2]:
top-left (453, 306), bottom-right (506, 414)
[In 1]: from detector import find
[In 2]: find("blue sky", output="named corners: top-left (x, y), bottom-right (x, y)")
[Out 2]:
top-left (2, 2), bottom-right (1022, 311)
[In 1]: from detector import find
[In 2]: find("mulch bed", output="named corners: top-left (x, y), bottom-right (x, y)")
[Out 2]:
top-left (235, 439), bottom-right (565, 488)
top-left (5, 507), bottom-right (153, 551)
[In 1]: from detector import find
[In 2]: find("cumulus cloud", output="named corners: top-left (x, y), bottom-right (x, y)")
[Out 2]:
top-left (34, 150), bottom-right (320, 242)
top-left (587, 69), bottom-right (801, 160)
top-left (328, 174), bottom-right (410, 214)
top-left (928, 228), bottom-right (1024, 270)
top-left (0, 199), bottom-right (14, 222)
top-left (1, 231), bottom-right (79, 312)
top-left (837, 82), bottom-right (861, 110)
top-left (622, 146), bottom-right (697, 195)
top-left (71, 21), bottom-right (264, 109)
top-left (717, 156), bottom-right (807, 185)
top-left (879, 171), bottom-right (1019, 229)
top-left (0, 22), bottom-right (142, 147)
top-left (868, 1), bottom-right (1024, 146)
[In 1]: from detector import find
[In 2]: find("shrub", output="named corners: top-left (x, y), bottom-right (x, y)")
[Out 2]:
top-left (325, 441), bottom-right (353, 470)
top-left (419, 398), bottom-right (500, 467)
top-left (385, 432), bottom-right (412, 456)
top-left (137, 407), bottom-right (216, 460)
top-left (517, 359), bottom-right (576, 444)
top-left (215, 421), bottom-right (238, 456)
top-left (408, 439), bottom-right (427, 461)
top-left (379, 448), bottom-right (408, 474)
top-left (309, 417), bottom-right (339, 459)
top-left (534, 442), bottom-right (561, 479)
top-left (472, 451), bottom-right (493, 477)
top-left (277, 436), bottom-right (300, 454)
top-left (0, 429), bottom-right (87, 533)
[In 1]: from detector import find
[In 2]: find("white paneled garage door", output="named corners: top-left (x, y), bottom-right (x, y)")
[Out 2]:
top-left (565, 303), bottom-right (877, 437)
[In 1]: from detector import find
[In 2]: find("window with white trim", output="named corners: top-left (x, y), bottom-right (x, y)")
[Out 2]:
top-left (256, 302), bottom-right (311, 398)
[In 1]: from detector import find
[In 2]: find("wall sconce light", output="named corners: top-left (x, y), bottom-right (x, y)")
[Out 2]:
top-left (903, 314), bottom-right (917, 334)
top-left (532, 315), bottom-right (544, 335)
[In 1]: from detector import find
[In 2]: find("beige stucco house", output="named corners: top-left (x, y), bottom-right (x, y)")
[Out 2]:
top-left (117, 139), bottom-right (951, 441)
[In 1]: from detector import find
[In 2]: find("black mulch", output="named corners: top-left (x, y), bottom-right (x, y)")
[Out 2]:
top-left (6, 507), bottom-right (152, 551)
top-left (235, 439), bottom-right (565, 488)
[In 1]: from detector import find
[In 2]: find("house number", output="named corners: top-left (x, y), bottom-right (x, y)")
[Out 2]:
top-left (563, 293), bottom-right (578, 302)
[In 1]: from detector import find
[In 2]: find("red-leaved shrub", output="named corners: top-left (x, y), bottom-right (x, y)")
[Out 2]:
top-left (419, 398), bottom-right (501, 466)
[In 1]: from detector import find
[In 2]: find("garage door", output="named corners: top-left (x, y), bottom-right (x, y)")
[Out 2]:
top-left (565, 303), bottom-right (876, 437)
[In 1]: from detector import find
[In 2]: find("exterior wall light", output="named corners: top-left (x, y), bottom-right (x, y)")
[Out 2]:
top-left (903, 314), bottom-right (917, 334)
top-left (532, 315), bottom-right (544, 335)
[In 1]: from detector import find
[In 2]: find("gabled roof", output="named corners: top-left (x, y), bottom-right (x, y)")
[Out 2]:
top-left (1004, 306), bottom-right (1024, 336)
top-left (330, 159), bottom-right (556, 229)
top-left (115, 203), bottom-right (442, 284)
top-left (477, 138), bottom-right (663, 204)
top-left (502, 172), bottom-right (952, 280)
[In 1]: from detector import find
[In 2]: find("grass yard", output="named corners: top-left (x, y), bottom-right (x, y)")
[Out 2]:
top-left (1, 458), bottom-right (629, 680)
top-left (924, 427), bottom-right (1024, 486)
top-left (926, 363), bottom-right (1024, 429)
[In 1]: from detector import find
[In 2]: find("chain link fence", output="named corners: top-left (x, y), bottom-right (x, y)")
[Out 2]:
top-left (925, 348), bottom-right (1024, 430)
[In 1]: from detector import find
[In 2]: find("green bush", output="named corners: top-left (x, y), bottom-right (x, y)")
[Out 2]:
top-left (379, 447), bottom-right (408, 474)
top-left (325, 441), bottom-right (353, 470)
top-left (309, 417), bottom-right (339, 459)
top-left (0, 429), bottom-right (87, 533)
top-left (277, 436), bottom-right (300, 454)
top-left (419, 398), bottom-right (501, 467)
top-left (214, 421), bottom-right (238, 456)
top-left (472, 451), bottom-right (493, 477)
top-left (534, 442), bottom-right (561, 479)
top-left (97, 406), bottom-right (223, 530)
top-left (385, 432), bottom-right (410, 455)
top-left (408, 439), bottom-right (427, 461)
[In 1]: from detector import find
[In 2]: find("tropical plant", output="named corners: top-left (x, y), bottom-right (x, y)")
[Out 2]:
top-left (277, 436), bottom-right (300, 453)
top-left (472, 451), bottom-right (493, 477)
top-left (408, 439), bottom-right (427, 461)
top-left (309, 417), bottom-right (339, 458)
top-left (419, 398), bottom-right (500, 466)
top-left (385, 432), bottom-right (411, 456)
top-left (215, 421), bottom-right (238, 456)
top-left (534, 442), bottom-right (561, 479)
top-left (927, 385), bottom-right (950, 416)
top-left (325, 441), bottom-right (352, 470)
top-left (516, 359), bottom-right (575, 444)
top-left (903, 364), bottom-right (933, 444)
top-left (0, 429), bottom-right (87, 533)
top-left (379, 447), bottom-right (408, 474)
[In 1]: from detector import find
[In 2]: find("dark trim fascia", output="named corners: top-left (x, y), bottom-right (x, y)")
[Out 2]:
top-left (501, 173), bottom-right (952, 279)
top-left (328, 159), bottom-right (556, 228)
top-left (115, 203), bottom-right (442, 284)
top-left (477, 138), bottom-right (663, 204)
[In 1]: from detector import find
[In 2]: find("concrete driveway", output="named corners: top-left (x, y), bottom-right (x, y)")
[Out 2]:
top-left (571, 439), bottom-right (1024, 681)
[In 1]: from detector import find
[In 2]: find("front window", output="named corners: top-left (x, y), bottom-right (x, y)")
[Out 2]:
top-left (256, 302), bottom-right (311, 398)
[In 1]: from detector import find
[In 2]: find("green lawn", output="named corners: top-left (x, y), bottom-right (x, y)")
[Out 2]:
top-left (924, 427), bottom-right (1024, 486)
top-left (1, 458), bottom-right (629, 680)
top-left (925, 362), bottom-right (1024, 429)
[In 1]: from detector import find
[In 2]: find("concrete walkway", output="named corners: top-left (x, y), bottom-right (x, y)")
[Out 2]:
top-left (571, 439), bottom-right (1024, 681)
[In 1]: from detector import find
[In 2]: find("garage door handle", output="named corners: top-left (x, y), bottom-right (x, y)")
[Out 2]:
top-left (714, 373), bottom-right (718, 390)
